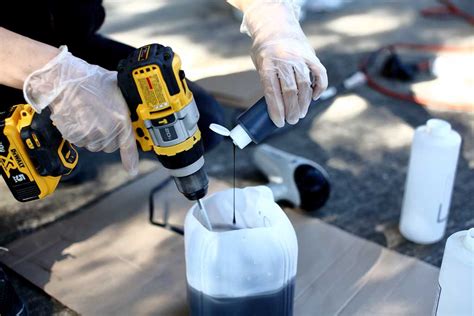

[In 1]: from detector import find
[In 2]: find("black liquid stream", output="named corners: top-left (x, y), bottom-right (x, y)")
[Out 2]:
top-left (233, 143), bottom-right (236, 225)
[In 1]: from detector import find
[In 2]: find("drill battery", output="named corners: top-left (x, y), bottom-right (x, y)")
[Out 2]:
top-left (0, 104), bottom-right (78, 202)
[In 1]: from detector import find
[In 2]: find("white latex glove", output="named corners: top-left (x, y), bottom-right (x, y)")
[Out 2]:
top-left (23, 46), bottom-right (139, 176)
top-left (240, 0), bottom-right (328, 127)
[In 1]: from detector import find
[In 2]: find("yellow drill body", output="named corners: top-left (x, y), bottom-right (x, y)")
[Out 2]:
top-left (118, 44), bottom-right (208, 200)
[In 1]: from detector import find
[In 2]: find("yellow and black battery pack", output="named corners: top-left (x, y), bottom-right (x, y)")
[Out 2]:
top-left (0, 104), bottom-right (78, 202)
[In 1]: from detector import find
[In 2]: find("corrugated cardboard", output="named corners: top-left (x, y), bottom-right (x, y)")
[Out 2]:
top-left (0, 174), bottom-right (439, 315)
top-left (288, 211), bottom-right (439, 315)
top-left (195, 70), bottom-right (263, 109)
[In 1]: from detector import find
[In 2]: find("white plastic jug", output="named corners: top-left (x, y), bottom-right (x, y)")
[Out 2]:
top-left (434, 228), bottom-right (474, 316)
top-left (399, 119), bottom-right (461, 244)
top-left (184, 186), bottom-right (298, 316)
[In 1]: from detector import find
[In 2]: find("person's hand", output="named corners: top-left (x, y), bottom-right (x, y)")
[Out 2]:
top-left (242, 1), bottom-right (328, 127)
top-left (23, 46), bottom-right (139, 176)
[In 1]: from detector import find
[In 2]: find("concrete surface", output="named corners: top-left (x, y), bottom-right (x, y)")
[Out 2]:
top-left (0, 0), bottom-right (473, 314)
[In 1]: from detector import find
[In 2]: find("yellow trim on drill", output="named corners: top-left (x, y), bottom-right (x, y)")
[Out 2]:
top-left (129, 49), bottom-right (200, 159)
top-left (131, 120), bottom-right (154, 152)
top-left (131, 53), bottom-right (193, 121)
top-left (17, 105), bottom-right (34, 134)
top-left (153, 129), bottom-right (201, 156)
top-left (57, 141), bottom-right (78, 173)
top-left (137, 46), bottom-right (150, 61)
top-left (2, 104), bottom-right (59, 199)
top-left (25, 138), bottom-right (34, 149)
top-left (31, 133), bottom-right (41, 147)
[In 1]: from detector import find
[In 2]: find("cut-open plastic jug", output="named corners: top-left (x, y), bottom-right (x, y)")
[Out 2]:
top-left (184, 186), bottom-right (298, 316)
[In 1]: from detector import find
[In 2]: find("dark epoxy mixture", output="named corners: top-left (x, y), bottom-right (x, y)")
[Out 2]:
top-left (187, 279), bottom-right (295, 316)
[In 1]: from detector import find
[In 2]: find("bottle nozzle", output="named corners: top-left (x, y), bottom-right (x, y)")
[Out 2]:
top-left (230, 124), bottom-right (252, 149)
top-left (426, 119), bottom-right (451, 136)
top-left (209, 123), bottom-right (252, 149)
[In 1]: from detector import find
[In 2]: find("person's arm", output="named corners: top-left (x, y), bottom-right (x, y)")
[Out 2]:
top-left (228, 0), bottom-right (328, 128)
top-left (0, 27), bottom-right (59, 89)
top-left (0, 27), bottom-right (139, 176)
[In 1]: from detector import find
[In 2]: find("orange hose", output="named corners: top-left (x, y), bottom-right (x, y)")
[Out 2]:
top-left (421, 0), bottom-right (474, 26)
top-left (360, 44), bottom-right (474, 112)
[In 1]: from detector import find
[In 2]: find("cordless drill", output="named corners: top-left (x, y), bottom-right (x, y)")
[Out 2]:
top-left (117, 44), bottom-right (209, 201)
top-left (0, 104), bottom-right (78, 202)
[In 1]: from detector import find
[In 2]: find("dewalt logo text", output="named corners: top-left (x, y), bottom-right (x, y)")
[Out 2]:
top-left (11, 149), bottom-right (25, 168)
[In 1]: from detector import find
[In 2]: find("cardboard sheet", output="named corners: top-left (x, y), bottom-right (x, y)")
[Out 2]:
top-left (1, 174), bottom-right (439, 315)
top-left (288, 211), bottom-right (439, 315)
top-left (195, 70), bottom-right (263, 109)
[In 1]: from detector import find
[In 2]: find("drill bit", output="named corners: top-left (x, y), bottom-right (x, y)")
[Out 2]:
top-left (197, 199), bottom-right (204, 211)
top-left (197, 199), bottom-right (212, 231)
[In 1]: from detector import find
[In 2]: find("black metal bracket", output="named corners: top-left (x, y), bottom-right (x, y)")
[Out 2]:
top-left (148, 177), bottom-right (185, 235)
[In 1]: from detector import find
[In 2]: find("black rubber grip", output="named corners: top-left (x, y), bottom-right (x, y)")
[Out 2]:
top-left (158, 139), bottom-right (204, 170)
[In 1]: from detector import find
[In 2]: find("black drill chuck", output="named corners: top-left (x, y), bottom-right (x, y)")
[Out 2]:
top-left (173, 168), bottom-right (209, 200)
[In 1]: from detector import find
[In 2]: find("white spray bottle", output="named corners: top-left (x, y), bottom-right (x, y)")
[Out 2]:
top-left (399, 119), bottom-right (461, 244)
